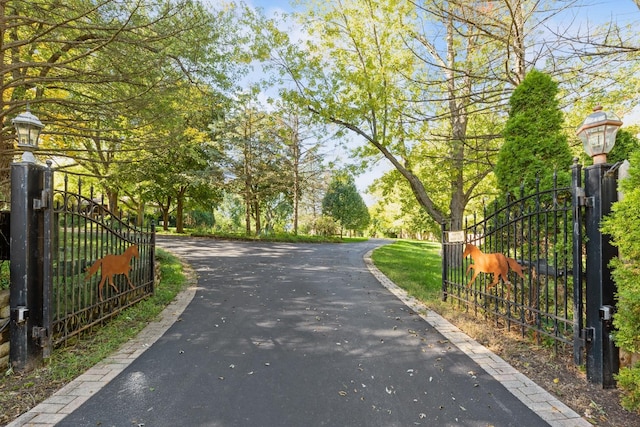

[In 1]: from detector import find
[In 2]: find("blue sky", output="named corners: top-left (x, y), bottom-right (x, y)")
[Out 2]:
top-left (248, 1), bottom-right (640, 20)
top-left (249, 0), bottom-right (294, 15)
top-left (242, 0), bottom-right (640, 200)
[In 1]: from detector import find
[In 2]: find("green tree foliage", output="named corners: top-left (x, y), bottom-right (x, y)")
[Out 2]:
top-left (601, 149), bottom-right (640, 412)
top-left (264, 0), bottom-right (578, 232)
top-left (266, 100), bottom-right (327, 235)
top-left (1, 1), bottom-right (235, 187)
top-left (2, 0), bottom-right (248, 229)
top-left (608, 128), bottom-right (640, 164)
top-left (216, 94), bottom-right (293, 235)
top-left (494, 70), bottom-right (573, 196)
top-left (369, 169), bottom-right (443, 239)
top-left (322, 173), bottom-right (370, 235)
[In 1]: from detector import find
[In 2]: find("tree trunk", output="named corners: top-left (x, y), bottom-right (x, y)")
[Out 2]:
top-left (176, 190), bottom-right (185, 234)
top-left (245, 183), bottom-right (251, 235)
top-left (106, 188), bottom-right (119, 214)
top-left (510, 0), bottom-right (526, 85)
top-left (292, 134), bottom-right (300, 235)
top-left (137, 201), bottom-right (145, 227)
top-left (253, 199), bottom-right (261, 235)
top-left (293, 164), bottom-right (300, 235)
top-left (161, 195), bottom-right (171, 231)
top-left (162, 208), bottom-right (170, 231)
top-left (445, 5), bottom-right (469, 233)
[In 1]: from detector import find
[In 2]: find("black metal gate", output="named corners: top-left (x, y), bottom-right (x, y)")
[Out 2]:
top-left (49, 175), bottom-right (155, 347)
top-left (9, 161), bottom-right (155, 371)
top-left (443, 160), bottom-right (623, 387)
top-left (442, 171), bottom-right (580, 351)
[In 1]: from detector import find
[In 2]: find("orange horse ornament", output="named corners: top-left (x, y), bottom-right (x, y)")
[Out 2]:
top-left (85, 245), bottom-right (139, 301)
top-left (462, 243), bottom-right (525, 298)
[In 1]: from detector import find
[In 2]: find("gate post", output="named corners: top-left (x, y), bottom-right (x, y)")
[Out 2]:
top-left (571, 160), bottom-right (584, 366)
top-left (583, 162), bottom-right (619, 388)
top-left (9, 160), bottom-right (50, 372)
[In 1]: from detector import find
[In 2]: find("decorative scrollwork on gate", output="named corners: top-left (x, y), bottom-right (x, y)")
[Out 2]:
top-left (50, 175), bottom-right (155, 347)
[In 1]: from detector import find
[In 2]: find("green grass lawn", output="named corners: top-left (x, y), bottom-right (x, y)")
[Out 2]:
top-left (371, 240), bottom-right (442, 302)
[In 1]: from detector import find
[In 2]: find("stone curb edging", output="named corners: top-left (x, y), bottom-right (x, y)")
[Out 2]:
top-left (363, 249), bottom-right (590, 427)
top-left (7, 246), bottom-right (590, 427)
top-left (6, 264), bottom-right (198, 427)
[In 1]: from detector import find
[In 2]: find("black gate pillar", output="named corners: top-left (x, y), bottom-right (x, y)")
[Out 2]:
top-left (9, 160), bottom-right (50, 372)
top-left (583, 162), bottom-right (619, 388)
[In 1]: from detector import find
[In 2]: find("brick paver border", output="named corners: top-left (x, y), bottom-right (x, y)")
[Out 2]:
top-left (7, 265), bottom-right (197, 427)
top-left (363, 249), bottom-right (590, 427)
top-left (8, 247), bottom-right (589, 427)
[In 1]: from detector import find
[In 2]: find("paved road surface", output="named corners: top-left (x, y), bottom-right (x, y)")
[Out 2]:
top-left (57, 237), bottom-right (550, 426)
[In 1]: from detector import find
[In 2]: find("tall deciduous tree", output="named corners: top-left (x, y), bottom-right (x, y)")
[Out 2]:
top-left (270, 0), bottom-right (451, 225)
top-left (217, 93), bottom-right (289, 235)
top-left (265, 0), bottom-right (569, 232)
top-left (1, 0), bottom-right (243, 199)
top-left (268, 101), bottom-right (327, 235)
top-left (264, 0), bottom-right (637, 233)
top-left (494, 70), bottom-right (573, 196)
top-left (136, 85), bottom-right (225, 232)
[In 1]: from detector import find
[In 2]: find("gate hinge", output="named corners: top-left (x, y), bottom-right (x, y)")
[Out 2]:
top-left (581, 327), bottom-right (595, 343)
top-left (32, 326), bottom-right (49, 347)
top-left (10, 306), bottom-right (29, 323)
top-left (575, 188), bottom-right (594, 207)
top-left (33, 189), bottom-right (49, 210)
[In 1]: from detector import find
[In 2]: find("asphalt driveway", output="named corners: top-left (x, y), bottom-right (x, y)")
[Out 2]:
top-left (56, 237), bottom-right (551, 426)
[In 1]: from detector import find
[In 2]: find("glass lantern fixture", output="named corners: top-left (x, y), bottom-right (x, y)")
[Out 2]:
top-left (576, 106), bottom-right (622, 165)
top-left (12, 108), bottom-right (44, 150)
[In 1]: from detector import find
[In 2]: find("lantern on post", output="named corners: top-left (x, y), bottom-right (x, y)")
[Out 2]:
top-left (576, 106), bottom-right (622, 165)
top-left (9, 105), bottom-right (50, 372)
top-left (576, 105), bottom-right (623, 388)
top-left (12, 107), bottom-right (44, 163)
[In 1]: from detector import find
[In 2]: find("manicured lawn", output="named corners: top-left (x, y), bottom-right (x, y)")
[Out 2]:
top-left (371, 240), bottom-right (442, 302)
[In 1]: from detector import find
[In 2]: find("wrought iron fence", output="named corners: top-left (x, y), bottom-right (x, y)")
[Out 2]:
top-left (49, 176), bottom-right (155, 347)
top-left (442, 175), bottom-right (584, 351)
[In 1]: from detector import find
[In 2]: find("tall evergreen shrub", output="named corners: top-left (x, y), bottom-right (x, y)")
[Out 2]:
top-left (602, 149), bottom-right (640, 412)
top-left (495, 69), bottom-right (573, 196)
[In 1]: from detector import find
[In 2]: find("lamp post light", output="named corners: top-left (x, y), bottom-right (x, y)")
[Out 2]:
top-left (9, 106), bottom-right (52, 372)
top-left (576, 106), bottom-right (622, 165)
top-left (12, 107), bottom-right (44, 163)
top-left (576, 106), bottom-right (622, 388)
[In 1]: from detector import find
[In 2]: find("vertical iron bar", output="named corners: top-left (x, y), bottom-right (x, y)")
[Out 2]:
top-left (441, 221), bottom-right (447, 301)
top-left (563, 190), bottom-right (570, 339)
top-left (150, 220), bottom-right (156, 295)
top-left (42, 162), bottom-right (54, 358)
top-left (552, 172), bottom-right (560, 347)
top-left (571, 160), bottom-right (584, 365)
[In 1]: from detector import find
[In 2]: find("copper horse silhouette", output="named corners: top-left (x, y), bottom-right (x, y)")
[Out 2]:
top-left (86, 245), bottom-right (139, 301)
top-left (463, 243), bottom-right (525, 298)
